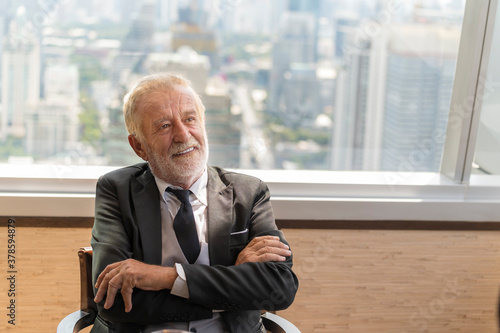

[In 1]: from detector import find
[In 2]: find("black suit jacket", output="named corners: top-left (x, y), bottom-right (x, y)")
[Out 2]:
top-left (90, 163), bottom-right (298, 333)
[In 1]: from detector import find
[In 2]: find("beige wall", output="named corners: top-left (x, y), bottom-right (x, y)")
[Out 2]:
top-left (282, 229), bottom-right (500, 332)
top-left (1, 223), bottom-right (499, 332)
top-left (1, 224), bottom-right (91, 332)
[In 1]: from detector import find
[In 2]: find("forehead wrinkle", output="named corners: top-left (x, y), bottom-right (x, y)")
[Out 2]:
top-left (152, 88), bottom-right (193, 110)
top-left (176, 88), bottom-right (196, 109)
top-left (138, 87), bottom-right (197, 124)
top-left (137, 91), bottom-right (172, 114)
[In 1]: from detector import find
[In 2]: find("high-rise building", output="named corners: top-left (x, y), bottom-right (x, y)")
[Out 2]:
top-left (0, 4), bottom-right (6, 102)
top-left (44, 64), bottom-right (80, 103)
top-left (1, 6), bottom-right (41, 141)
top-left (331, 38), bottom-right (372, 170)
top-left (269, 11), bottom-right (317, 124)
top-left (116, 0), bottom-right (142, 24)
top-left (331, 22), bottom-right (461, 172)
top-left (171, 0), bottom-right (218, 69)
top-left (145, 47), bottom-right (209, 94)
top-left (110, 0), bottom-right (155, 85)
top-left (380, 24), bottom-right (458, 172)
top-left (288, 0), bottom-right (320, 60)
top-left (156, 0), bottom-right (179, 28)
top-left (333, 11), bottom-right (360, 60)
top-left (25, 64), bottom-right (80, 159)
top-left (279, 64), bottom-right (321, 128)
top-left (216, 0), bottom-right (275, 35)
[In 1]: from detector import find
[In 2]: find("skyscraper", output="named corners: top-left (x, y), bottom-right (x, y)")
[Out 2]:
top-left (1, 6), bottom-right (40, 141)
top-left (332, 22), bottom-right (460, 172)
top-left (380, 24), bottom-right (459, 172)
top-left (331, 36), bottom-right (372, 170)
top-left (110, 0), bottom-right (155, 85)
top-left (269, 11), bottom-right (317, 125)
top-left (333, 11), bottom-right (360, 60)
top-left (0, 4), bottom-right (6, 102)
top-left (24, 64), bottom-right (80, 160)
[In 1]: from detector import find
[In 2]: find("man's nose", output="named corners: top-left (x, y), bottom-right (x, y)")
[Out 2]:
top-left (172, 122), bottom-right (190, 142)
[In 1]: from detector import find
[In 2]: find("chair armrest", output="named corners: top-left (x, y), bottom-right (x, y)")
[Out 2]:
top-left (57, 310), bottom-right (96, 333)
top-left (261, 312), bottom-right (301, 333)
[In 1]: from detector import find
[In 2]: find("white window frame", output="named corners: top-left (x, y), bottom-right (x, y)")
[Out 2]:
top-left (1, 0), bottom-right (500, 222)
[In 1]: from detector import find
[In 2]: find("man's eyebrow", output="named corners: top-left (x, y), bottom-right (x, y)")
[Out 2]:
top-left (152, 117), bottom-right (169, 126)
top-left (183, 109), bottom-right (198, 116)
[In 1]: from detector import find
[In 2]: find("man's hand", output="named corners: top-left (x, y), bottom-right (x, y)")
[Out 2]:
top-left (94, 259), bottom-right (177, 313)
top-left (235, 235), bottom-right (292, 265)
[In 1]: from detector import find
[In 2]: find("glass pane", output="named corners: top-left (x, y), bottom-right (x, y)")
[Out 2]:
top-left (0, 0), bottom-right (465, 171)
top-left (473, 1), bottom-right (500, 175)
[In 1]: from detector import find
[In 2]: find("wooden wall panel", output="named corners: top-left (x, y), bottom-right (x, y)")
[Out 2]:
top-left (280, 229), bottom-right (500, 332)
top-left (1, 223), bottom-right (500, 332)
top-left (0, 225), bottom-right (91, 332)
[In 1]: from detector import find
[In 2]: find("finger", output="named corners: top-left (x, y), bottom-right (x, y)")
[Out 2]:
top-left (257, 245), bottom-right (291, 258)
top-left (270, 240), bottom-right (289, 250)
top-left (104, 279), bottom-right (121, 309)
top-left (262, 253), bottom-right (288, 262)
top-left (94, 279), bottom-right (110, 304)
top-left (247, 236), bottom-right (279, 247)
top-left (252, 238), bottom-right (289, 252)
top-left (268, 246), bottom-right (292, 256)
top-left (254, 235), bottom-right (281, 242)
top-left (95, 268), bottom-right (108, 289)
top-left (95, 262), bottom-right (120, 289)
top-left (250, 252), bottom-right (288, 263)
top-left (94, 265), bottom-right (121, 303)
top-left (121, 285), bottom-right (134, 312)
top-left (240, 245), bottom-right (291, 264)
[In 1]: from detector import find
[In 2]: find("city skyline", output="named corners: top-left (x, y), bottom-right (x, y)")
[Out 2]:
top-left (0, 0), bottom-right (467, 172)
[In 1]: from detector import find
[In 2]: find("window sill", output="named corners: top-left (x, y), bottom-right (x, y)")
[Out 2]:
top-left (1, 164), bottom-right (499, 221)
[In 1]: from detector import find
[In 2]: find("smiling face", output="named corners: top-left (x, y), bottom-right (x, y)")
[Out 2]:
top-left (128, 86), bottom-right (208, 189)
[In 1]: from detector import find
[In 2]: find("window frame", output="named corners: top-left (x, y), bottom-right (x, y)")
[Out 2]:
top-left (441, 0), bottom-right (498, 183)
top-left (1, 0), bottom-right (500, 222)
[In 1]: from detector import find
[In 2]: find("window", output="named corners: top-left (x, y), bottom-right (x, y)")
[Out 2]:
top-left (1, 0), bottom-right (499, 222)
top-left (0, 0), bottom-right (466, 171)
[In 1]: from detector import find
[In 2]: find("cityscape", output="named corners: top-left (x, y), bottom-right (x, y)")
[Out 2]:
top-left (0, 0), bottom-right (466, 171)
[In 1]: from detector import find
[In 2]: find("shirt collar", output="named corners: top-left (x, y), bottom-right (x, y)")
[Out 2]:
top-left (154, 168), bottom-right (208, 206)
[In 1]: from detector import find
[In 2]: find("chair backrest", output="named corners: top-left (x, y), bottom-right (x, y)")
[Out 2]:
top-left (78, 247), bottom-right (96, 313)
top-left (57, 248), bottom-right (97, 333)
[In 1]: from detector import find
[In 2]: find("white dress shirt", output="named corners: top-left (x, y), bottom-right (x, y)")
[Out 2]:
top-left (144, 169), bottom-right (227, 333)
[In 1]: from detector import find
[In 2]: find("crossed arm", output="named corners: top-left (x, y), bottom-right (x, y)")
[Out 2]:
top-left (94, 235), bottom-right (292, 313)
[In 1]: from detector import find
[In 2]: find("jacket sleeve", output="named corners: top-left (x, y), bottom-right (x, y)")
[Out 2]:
top-left (182, 179), bottom-right (299, 311)
top-left (91, 174), bottom-right (213, 325)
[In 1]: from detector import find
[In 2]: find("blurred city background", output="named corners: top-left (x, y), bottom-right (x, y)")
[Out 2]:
top-left (0, 0), bottom-right (467, 171)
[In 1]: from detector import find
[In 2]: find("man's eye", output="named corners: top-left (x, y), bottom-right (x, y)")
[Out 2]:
top-left (161, 124), bottom-right (170, 129)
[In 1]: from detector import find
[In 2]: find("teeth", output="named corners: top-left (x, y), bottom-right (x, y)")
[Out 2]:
top-left (175, 147), bottom-right (195, 155)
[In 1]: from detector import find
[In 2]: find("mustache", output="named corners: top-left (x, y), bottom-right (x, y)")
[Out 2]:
top-left (169, 139), bottom-right (200, 155)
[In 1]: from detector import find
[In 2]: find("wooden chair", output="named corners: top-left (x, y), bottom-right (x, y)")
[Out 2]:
top-left (57, 247), bottom-right (96, 333)
top-left (57, 247), bottom-right (300, 333)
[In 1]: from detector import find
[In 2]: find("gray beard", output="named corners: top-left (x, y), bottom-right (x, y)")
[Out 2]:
top-left (146, 143), bottom-right (209, 186)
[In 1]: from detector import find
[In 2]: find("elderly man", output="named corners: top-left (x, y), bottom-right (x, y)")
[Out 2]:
top-left (90, 73), bottom-right (298, 333)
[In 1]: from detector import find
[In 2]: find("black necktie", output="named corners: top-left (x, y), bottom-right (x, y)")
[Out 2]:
top-left (167, 188), bottom-right (200, 264)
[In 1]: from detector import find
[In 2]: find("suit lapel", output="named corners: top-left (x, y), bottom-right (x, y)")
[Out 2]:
top-left (131, 166), bottom-right (162, 265)
top-left (207, 167), bottom-right (234, 266)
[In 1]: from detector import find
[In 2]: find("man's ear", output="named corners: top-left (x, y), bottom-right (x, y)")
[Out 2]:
top-left (128, 135), bottom-right (148, 161)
